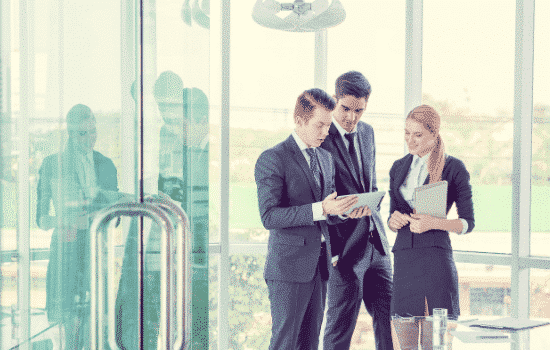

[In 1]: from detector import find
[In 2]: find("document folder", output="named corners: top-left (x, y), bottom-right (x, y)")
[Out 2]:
top-left (413, 181), bottom-right (448, 218)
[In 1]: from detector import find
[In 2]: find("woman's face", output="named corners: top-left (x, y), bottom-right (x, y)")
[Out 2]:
top-left (71, 117), bottom-right (97, 153)
top-left (405, 118), bottom-right (436, 157)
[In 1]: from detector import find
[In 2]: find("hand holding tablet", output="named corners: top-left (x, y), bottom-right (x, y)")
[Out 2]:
top-left (338, 191), bottom-right (386, 216)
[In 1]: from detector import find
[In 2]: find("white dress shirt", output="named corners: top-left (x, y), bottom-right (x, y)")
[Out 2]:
top-left (399, 153), bottom-right (468, 234)
top-left (291, 131), bottom-right (326, 222)
top-left (332, 118), bottom-right (375, 232)
top-left (76, 150), bottom-right (98, 199)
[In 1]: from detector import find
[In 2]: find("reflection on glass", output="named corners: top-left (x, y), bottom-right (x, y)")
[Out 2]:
top-left (36, 104), bottom-right (119, 348)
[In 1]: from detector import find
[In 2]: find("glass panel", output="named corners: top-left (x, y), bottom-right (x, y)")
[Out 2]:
top-left (1, 0), bottom-right (129, 348)
top-left (209, 253), bottom-right (219, 350)
top-left (228, 253), bottom-right (270, 349)
top-left (327, 0), bottom-right (406, 248)
top-left (424, 0), bottom-right (515, 254)
top-left (531, 0), bottom-right (550, 257)
top-left (531, 268), bottom-right (550, 348)
top-left (457, 262), bottom-right (511, 318)
top-left (228, 2), bottom-right (315, 244)
top-left (1, 0), bottom-right (210, 347)
top-left (149, 0), bottom-right (210, 347)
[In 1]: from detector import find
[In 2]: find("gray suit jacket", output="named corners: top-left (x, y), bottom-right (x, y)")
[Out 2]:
top-left (255, 135), bottom-right (339, 283)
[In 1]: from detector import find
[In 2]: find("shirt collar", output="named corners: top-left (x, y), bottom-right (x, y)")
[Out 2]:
top-left (412, 152), bottom-right (430, 167)
top-left (77, 150), bottom-right (94, 165)
top-left (292, 130), bottom-right (310, 152)
top-left (332, 117), bottom-right (357, 138)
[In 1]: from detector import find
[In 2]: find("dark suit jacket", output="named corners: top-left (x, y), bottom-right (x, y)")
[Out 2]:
top-left (255, 135), bottom-right (339, 283)
top-left (389, 153), bottom-right (475, 252)
top-left (36, 150), bottom-right (118, 226)
top-left (320, 121), bottom-right (391, 263)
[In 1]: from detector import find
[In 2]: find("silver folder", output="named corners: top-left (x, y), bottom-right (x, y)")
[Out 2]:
top-left (413, 181), bottom-right (448, 218)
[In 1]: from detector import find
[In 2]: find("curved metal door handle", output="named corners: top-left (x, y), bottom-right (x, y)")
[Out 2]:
top-left (89, 201), bottom-right (175, 350)
top-left (145, 192), bottom-right (191, 350)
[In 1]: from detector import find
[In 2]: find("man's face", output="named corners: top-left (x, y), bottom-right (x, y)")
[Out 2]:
top-left (296, 107), bottom-right (332, 148)
top-left (333, 94), bottom-right (368, 133)
top-left (71, 118), bottom-right (97, 153)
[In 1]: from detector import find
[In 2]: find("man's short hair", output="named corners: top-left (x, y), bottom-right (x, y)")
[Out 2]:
top-left (335, 71), bottom-right (371, 100)
top-left (294, 88), bottom-right (336, 124)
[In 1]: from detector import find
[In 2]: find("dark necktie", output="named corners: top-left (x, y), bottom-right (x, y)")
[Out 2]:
top-left (305, 148), bottom-right (321, 189)
top-left (345, 132), bottom-right (362, 188)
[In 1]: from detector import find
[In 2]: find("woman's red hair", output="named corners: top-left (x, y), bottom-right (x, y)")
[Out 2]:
top-left (407, 105), bottom-right (446, 183)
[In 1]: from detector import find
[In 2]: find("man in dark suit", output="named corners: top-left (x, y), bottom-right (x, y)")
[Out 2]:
top-left (320, 71), bottom-right (394, 350)
top-left (255, 88), bottom-right (370, 350)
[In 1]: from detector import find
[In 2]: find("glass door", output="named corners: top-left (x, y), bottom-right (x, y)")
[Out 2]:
top-left (0, 0), bottom-right (209, 348)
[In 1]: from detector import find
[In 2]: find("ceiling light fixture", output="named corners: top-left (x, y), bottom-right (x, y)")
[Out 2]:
top-left (252, 0), bottom-right (346, 32)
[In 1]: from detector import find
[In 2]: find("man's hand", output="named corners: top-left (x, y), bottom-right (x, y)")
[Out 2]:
top-left (389, 210), bottom-right (412, 232)
top-left (409, 213), bottom-right (438, 234)
top-left (322, 192), bottom-right (358, 216)
top-left (347, 205), bottom-right (371, 219)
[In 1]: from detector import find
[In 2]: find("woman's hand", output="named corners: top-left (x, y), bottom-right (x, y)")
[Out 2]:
top-left (389, 211), bottom-right (412, 232)
top-left (409, 213), bottom-right (438, 234)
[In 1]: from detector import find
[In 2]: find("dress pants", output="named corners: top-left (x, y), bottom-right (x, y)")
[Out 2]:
top-left (266, 242), bottom-right (329, 350)
top-left (323, 234), bottom-right (393, 350)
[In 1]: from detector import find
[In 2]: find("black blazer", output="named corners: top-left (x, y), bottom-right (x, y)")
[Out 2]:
top-left (255, 135), bottom-right (340, 283)
top-left (389, 153), bottom-right (475, 252)
top-left (320, 121), bottom-right (391, 262)
top-left (36, 150), bottom-right (118, 226)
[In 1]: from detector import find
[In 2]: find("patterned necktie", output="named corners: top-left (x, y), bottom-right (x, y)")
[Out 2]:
top-left (345, 133), bottom-right (362, 188)
top-left (305, 148), bottom-right (321, 189)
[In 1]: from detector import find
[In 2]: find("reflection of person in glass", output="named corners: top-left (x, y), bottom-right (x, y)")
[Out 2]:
top-left (117, 71), bottom-right (210, 348)
top-left (388, 105), bottom-right (475, 320)
top-left (36, 104), bottom-right (118, 348)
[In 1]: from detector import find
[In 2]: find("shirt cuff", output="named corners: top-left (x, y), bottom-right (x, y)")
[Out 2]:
top-left (459, 218), bottom-right (468, 234)
top-left (312, 202), bottom-right (326, 221)
top-left (332, 255), bottom-right (339, 263)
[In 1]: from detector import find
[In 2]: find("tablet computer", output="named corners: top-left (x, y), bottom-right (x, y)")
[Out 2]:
top-left (338, 191), bottom-right (386, 216)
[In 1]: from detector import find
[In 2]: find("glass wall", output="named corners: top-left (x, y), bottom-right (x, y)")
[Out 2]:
top-left (531, 0), bottom-right (550, 257)
top-left (423, 0), bottom-right (516, 254)
top-left (0, 0), bottom-right (210, 348)
top-left (327, 0), bottom-right (406, 248)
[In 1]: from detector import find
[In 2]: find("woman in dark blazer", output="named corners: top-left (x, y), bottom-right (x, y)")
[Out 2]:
top-left (36, 104), bottom-right (118, 348)
top-left (388, 105), bottom-right (474, 319)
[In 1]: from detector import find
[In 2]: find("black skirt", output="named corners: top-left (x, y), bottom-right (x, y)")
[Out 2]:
top-left (391, 247), bottom-right (460, 319)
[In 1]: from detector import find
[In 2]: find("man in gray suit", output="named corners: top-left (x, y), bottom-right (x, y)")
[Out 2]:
top-left (255, 88), bottom-right (370, 350)
top-left (321, 71), bottom-right (394, 350)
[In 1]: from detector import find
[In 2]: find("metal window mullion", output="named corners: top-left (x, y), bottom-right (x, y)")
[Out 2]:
top-left (219, 1), bottom-right (230, 349)
top-left (511, 0), bottom-right (534, 321)
top-left (17, 0), bottom-right (34, 347)
top-left (404, 0), bottom-right (422, 155)
top-left (121, 0), bottom-right (138, 197)
top-left (314, 30), bottom-right (327, 91)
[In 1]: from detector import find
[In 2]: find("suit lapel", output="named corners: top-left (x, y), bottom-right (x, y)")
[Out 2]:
top-left (285, 136), bottom-right (321, 201)
top-left (328, 124), bottom-right (362, 191)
